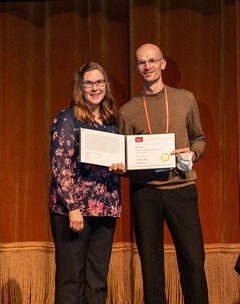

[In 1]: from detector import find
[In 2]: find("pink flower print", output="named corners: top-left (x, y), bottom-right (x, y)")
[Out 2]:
top-left (77, 183), bottom-right (87, 192)
top-left (65, 197), bottom-right (74, 206)
top-left (61, 168), bottom-right (72, 176)
top-left (98, 184), bottom-right (106, 195)
top-left (87, 198), bottom-right (104, 216)
top-left (59, 135), bottom-right (65, 146)
top-left (52, 131), bottom-right (58, 140)
top-left (61, 176), bottom-right (73, 192)
top-left (51, 167), bottom-right (58, 176)
top-left (51, 188), bottom-right (58, 201)
top-left (64, 158), bottom-right (72, 166)
top-left (110, 204), bottom-right (120, 216)
top-left (111, 190), bottom-right (119, 199)
top-left (55, 148), bottom-right (64, 156)
top-left (68, 149), bottom-right (75, 157)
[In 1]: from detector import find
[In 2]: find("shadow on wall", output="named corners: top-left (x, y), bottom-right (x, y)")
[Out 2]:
top-left (161, 55), bottom-right (220, 243)
top-left (1, 279), bottom-right (23, 304)
top-left (162, 56), bottom-right (181, 88)
top-left (109, 74), bottom-right (129, 108)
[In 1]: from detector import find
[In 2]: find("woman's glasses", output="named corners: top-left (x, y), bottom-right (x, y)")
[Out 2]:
top-left (82, 79), bottom-right (105, 88)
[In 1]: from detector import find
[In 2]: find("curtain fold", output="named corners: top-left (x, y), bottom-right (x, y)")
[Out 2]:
top-left (0, 0), bottom-right (239, 244)
top-left (0, 242), bottom-right (239, 304)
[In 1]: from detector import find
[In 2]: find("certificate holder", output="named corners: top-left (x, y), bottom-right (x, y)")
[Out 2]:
top-left (79, 128), bottom-right (176, 170)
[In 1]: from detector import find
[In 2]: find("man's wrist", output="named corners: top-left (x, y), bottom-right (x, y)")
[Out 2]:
top-left (191, 150), bottom-right (198, 162)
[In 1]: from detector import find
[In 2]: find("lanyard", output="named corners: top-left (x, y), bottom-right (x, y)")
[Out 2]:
top-left (141, 85), bottom-right (169, 134)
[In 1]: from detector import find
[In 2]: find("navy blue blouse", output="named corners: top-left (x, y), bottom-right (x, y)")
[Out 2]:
top-left (49, 108), bottom-right (121, 217)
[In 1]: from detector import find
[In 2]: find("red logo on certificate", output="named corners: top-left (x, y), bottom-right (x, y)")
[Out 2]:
top-left (135, 137), bottom-right (143, 142)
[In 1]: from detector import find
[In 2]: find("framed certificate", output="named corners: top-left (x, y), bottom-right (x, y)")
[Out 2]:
top-left (79, 128), bottom-right (176, 170)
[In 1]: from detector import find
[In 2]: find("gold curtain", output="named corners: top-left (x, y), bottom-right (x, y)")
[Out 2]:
top-left (0, 242), bottom-right (239, 304)
top-left (0, 0), bottom-right (239, 246)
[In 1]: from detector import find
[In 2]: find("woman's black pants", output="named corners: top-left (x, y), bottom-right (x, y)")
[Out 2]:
top-left (50, 214), bottom-right (116, 304)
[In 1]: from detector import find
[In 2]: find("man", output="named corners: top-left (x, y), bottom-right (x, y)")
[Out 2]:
top-left (118, 43), bottom-right (209, 304)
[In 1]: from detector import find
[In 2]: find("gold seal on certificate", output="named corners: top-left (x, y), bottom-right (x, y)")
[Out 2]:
top-left (161, 153), bottom-right (170, 162)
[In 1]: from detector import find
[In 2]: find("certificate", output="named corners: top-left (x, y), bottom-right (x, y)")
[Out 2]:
top-left (80, 128), bottom-right (125, 167)
top-left (126, 133), bottom-right (176, 170)
top-left (79, 128), bottom-right (176, 170)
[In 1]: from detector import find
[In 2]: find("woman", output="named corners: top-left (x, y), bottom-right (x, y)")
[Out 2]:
top-left (49, 62), bottom-right (123, 304)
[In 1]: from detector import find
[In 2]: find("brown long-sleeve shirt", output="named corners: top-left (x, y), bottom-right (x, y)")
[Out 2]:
top-left (118, 86), bottom-right (206, 189)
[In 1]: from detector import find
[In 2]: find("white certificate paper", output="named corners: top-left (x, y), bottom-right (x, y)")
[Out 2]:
top-left (126, 133), bottom-right (176, 170)
top-left (80, 128), bottom-right (125, 167)
top-left (79, 128), bottom-right (176, 170)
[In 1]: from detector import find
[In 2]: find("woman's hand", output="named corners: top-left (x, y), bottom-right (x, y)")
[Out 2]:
top-left (109, 163), bottom-right (126, 174)
top-left (69, 209), bottom-right (84, 233)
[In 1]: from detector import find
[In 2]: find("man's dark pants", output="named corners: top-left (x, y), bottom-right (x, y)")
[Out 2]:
top-left (131, 183), bottom-right (209, 304)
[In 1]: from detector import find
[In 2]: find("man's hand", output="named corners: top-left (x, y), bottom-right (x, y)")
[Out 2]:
top-left (171, 148), bottom-right (196, 161)
top-left (69, 209), bottom-right (84, 233)
top-left (171, 147), bottom-right (190, 155)
top-left (171, 148), bottom-right (196, 162)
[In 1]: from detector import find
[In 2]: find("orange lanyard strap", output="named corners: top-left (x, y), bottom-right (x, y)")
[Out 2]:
top-left (142, 91), bottom-right (152, 134)
top-left (141, 85), bottom-right (169, 134)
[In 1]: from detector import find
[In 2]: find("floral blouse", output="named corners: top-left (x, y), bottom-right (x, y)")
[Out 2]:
top-left (49, 108), bottom-right (121, 217)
